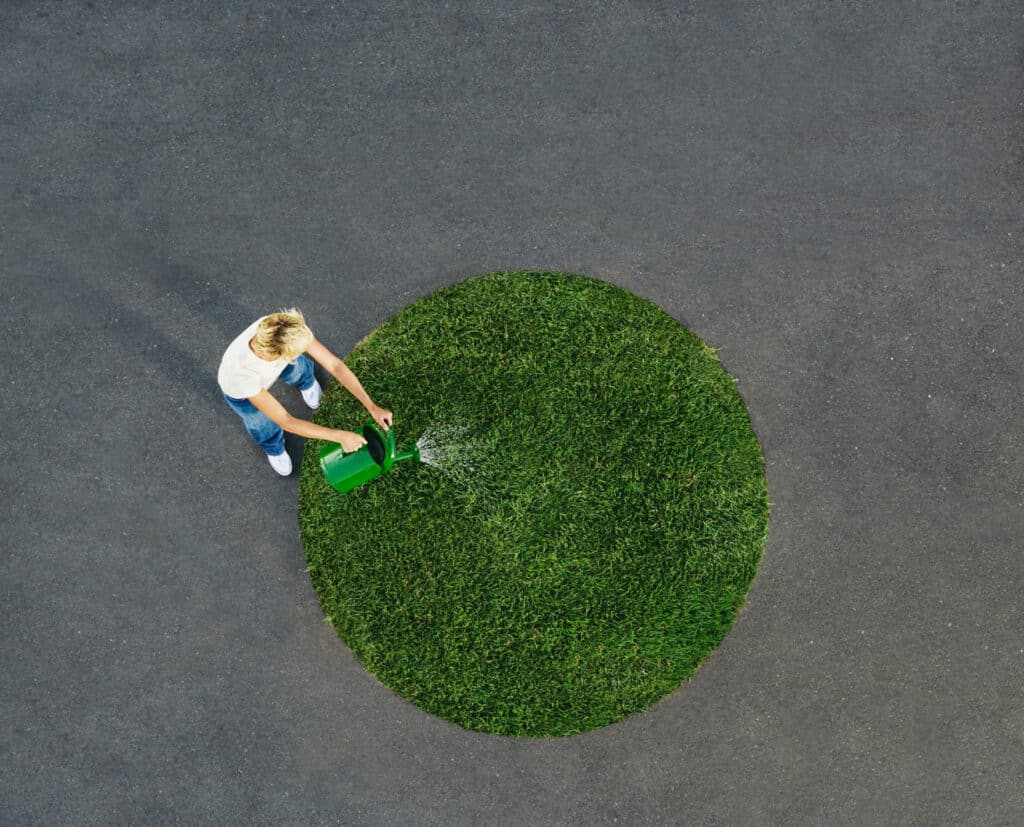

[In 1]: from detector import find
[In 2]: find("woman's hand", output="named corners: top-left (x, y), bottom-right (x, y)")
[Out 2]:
top-left (369, 405), bottom-right (393, 431)
top-left (337, 430), bottom-right (368, 452)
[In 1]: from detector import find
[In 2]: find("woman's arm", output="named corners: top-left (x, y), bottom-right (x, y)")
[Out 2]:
top-left (306, 336), bottom-right (393, 429)
top-left (249, 389), bottom-right (367, 451)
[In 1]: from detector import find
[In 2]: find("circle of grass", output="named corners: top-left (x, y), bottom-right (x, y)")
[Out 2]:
top-left (298, 271), bottom-right (768, 737)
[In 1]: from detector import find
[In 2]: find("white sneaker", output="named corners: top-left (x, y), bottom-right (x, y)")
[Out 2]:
top-left (301, 379), bottom-right (322, 410)
top-left (267, 451), bottom-right (293, 476)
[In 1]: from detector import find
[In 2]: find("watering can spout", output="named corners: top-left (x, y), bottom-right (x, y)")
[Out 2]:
top-left (394, 445), bottom-right (422, 464)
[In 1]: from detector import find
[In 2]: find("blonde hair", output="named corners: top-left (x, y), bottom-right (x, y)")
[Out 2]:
top-left (253, 308), bottom-right (313, 359)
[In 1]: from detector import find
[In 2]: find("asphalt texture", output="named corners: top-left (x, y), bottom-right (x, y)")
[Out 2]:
top-left (2, 2), bottom-right (1022, 825)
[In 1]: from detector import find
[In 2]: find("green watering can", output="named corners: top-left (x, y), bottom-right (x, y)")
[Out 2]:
top-left (319, 422), bottom-right (421, 494)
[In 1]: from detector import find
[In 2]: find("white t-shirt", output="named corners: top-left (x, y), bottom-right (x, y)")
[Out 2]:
top-left (218, 317), bottom-right (296, 399)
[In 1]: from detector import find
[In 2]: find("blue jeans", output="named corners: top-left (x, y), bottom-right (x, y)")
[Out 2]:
top-left (223, 355), bottom-right (316, 457)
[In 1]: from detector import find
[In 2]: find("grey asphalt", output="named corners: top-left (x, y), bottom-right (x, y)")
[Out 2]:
top-left (3, 2), bottom-right (1022, 825)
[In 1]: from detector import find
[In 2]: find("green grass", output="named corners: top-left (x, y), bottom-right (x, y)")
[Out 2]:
top-left (298, 271), bottom-right (768, 737)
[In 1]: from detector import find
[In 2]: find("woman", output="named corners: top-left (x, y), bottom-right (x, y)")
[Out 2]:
top-left (218, 308), bottom-right (392, 476)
